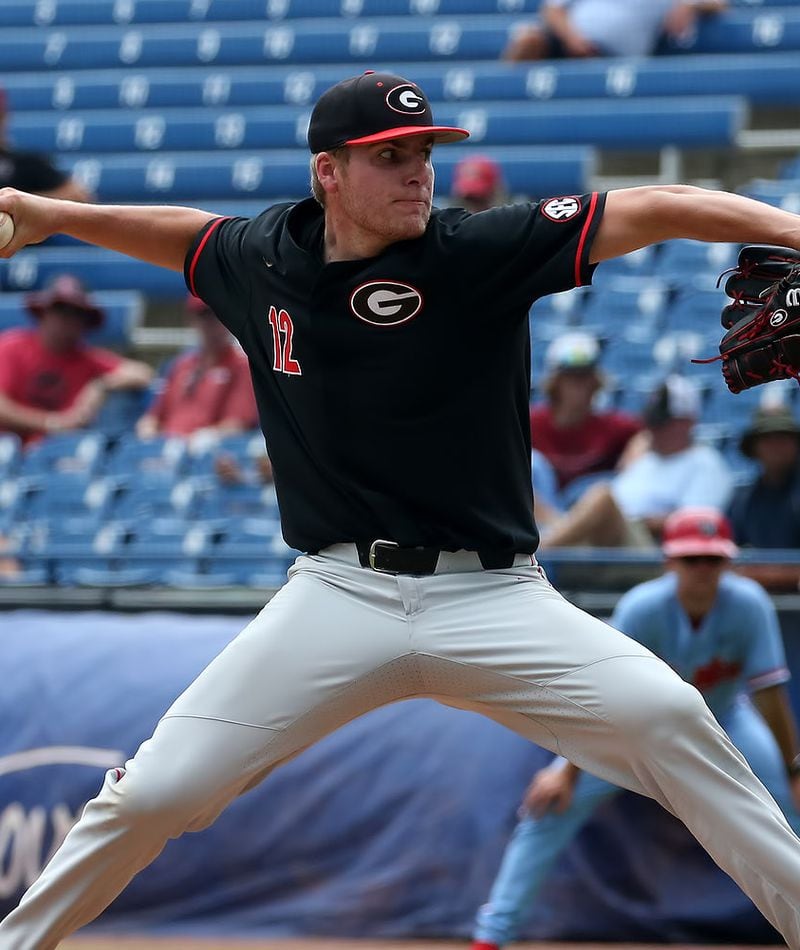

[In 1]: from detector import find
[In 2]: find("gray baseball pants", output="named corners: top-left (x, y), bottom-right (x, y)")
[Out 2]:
top-left (1, 545), bottom-right (799, 948)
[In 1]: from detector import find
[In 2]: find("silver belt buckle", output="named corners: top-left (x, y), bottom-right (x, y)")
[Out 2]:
top-left (369, 539), bottom-right (399, 573)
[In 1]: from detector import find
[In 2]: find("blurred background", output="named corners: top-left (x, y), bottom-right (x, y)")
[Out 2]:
top-left (2, 0), bottom-right (800, 944)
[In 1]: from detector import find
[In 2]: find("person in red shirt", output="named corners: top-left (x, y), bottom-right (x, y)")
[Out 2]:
top-left (530, 331), bottom-right (642, 496)
top-left (0, 274), bottom-right (152, 444)
top-left (136, 295), bottom-right (258, 438)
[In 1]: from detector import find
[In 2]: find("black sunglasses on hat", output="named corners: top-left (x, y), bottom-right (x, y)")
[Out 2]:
top-left (307, 71), bottom-right (469, 154)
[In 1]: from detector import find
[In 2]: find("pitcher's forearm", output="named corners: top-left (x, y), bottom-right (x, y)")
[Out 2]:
top-left (52, 202), bottom-right (217, 272)
top-left (0, 188), bottom-right (218, 272)
top-left (593, 186), bottom-right (800, 263)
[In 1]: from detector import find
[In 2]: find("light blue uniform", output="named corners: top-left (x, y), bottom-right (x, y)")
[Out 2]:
top-left (474, 571), bottom-right (797, 947)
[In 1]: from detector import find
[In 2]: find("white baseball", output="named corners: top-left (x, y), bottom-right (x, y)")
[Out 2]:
top-left (0, 212), bottom-right (15, 249)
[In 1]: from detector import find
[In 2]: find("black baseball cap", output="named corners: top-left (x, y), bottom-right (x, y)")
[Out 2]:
top-left (307, 70), bottom-right (469, 153)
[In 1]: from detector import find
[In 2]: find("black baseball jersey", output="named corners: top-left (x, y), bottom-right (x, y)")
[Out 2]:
top-left (0, 147), bottom-right (68, 193)
top-left (185, 193), bottom-right (606, 554)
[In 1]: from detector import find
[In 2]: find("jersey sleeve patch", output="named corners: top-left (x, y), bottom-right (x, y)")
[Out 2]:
top-left (540, 196), bottom-right (582, 222)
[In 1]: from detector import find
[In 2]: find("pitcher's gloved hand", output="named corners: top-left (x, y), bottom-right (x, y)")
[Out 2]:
top-left (713, 245), bottom-right (800, 393)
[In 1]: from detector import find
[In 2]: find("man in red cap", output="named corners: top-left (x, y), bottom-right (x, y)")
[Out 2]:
top-left (136, 295), bottom-right (257, 439)
top-left (451, 155), bottom-right (506, 213)
top-left (0, 274), bottom-right (152, 443)
top-left (473, 506), bottom-right (800, 949)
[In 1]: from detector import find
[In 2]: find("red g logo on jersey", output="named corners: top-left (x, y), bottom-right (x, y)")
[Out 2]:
top-left (541, 196), bottom-right (581, 221)
top-left (350, 281), bottom-right (423, 327)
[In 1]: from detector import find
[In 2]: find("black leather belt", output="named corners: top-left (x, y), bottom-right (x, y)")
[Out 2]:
top-left (356, 540), bottom-right (519, 575)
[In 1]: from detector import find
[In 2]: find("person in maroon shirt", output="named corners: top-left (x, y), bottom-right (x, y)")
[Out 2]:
top-left (136, 295), bottom-right (258, 438)
top-left (0, 274), bottom-right (152, 445)
top-left (530, 331), bottom-right (642, 496)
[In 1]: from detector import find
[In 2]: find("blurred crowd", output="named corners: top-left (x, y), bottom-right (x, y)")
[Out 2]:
top-left (2, 265), bottom-right (799, 571)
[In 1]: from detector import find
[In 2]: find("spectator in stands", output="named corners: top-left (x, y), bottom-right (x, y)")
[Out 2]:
top-left (451, 156), bottom-right (506, 213)
top-left (0, 275), bottom-right (153, 445)
top-left (539, 375), bottom-right (733, 547)
top-left (136, 295), bottom-right (258, 439)
top-left (215, 447), bottom-right (274, 498)
top-left (729, 405), bottom-right (800, 550)
top-left (0, 88), bottom-right (93, 201)
top-left (503, 0), bottom-right (728, 62)
top-left (530, 331), bottom-right (642, 495)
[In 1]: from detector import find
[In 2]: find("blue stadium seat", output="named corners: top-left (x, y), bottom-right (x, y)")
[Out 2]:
top-left (666, 8), bottom-right (800, 55)
top-left (8, 96), bottom-right (747, 153)
top-left (104, 518), bottom-right (212, 579)
top-left (581, 277), bottom-right (672, 327)
top-left (664, 280), bottom-right (733, 331)
top-left (195, 484), bottom-right (280, 520)
top-left (0, 434), bottom-right (22, 480)
top-left (110, 478), bottom-right (198, 520)
top-left (103, 435), bottom-right (188, 479)
top-left (18, 431), bottom-right (108, 477)
top-left (20, 471), bottom-right (114, 522)
top-left (25, 519), bottom-right (128, 585)
top-left (655, 239), bottom-right (739, 283)
top-left (0, 248), bottom-right (184, 296)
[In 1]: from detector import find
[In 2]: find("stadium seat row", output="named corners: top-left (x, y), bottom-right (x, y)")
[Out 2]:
top-left (14, 143), bottom-right (594, 202)
top-left (7, 54), bottom-right (800, 112)
top-left (2, 10), bottom-right (800, 73)
top-left (0, 0), bottom-right (542, 29)
top-left (8, 97), bottom-right (748, 153)
top-left (0, 0), bottom-right (785, 29)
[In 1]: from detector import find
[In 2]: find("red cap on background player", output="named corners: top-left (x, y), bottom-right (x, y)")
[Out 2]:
top-left (307, 71), bottom-right (469, 152)
top-left (661, 507), bottom-right (739, 560)
top-left (452, 156), bottom-right (503, 201)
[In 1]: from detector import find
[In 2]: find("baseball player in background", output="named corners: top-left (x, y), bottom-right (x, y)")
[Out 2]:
top-left (473, 507), bottom-right (800, 950)
top-left (2, 71), bottom-right (800, 948)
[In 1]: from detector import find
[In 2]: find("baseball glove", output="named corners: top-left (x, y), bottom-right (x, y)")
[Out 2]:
top-left (705, 244), bottom-right (800, 393)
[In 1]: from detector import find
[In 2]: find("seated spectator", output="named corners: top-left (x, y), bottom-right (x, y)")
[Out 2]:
top-left (539, 375), bottom-right (733, 548)
top-left (0, 275), bottom-right (153, 445)
top-left (503, 0), bottom-right (728, 62)
top-left (451, 156), bottom-right (506, 213)
top-left (530, 331), bottom-right (642, 493)
top-left (0, 88), bottom-right (93, 201)
top-left (136, 296), bottom-right (258, 439)
top-left (215, 447), bottom-right (274, 492)
top-left (729, 405), bottom-right (800, 549)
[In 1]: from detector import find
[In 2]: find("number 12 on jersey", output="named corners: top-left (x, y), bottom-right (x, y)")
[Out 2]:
top-left (268, 305), bottom-right (302, 376)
